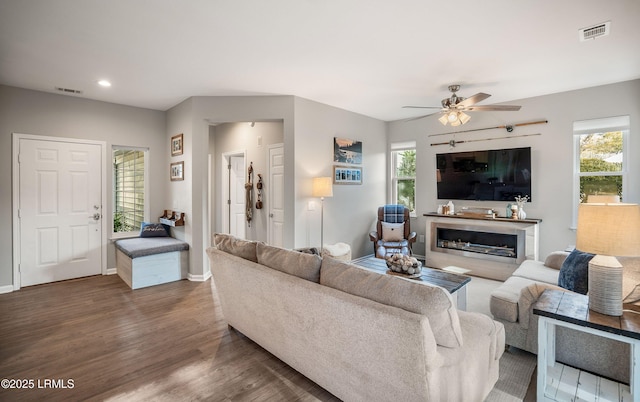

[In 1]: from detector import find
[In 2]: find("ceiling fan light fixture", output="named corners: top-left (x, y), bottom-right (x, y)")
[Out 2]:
top-left (447, 111), bottom-right (459, 123)
top-left (450, 119), bottom-right (461, 127)
top-left (459, 112), bottom-right (471, 125)
top-left (438, 115), bottom-right (449, 125)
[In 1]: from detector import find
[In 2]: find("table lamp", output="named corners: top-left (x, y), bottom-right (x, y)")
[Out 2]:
top-left (312, 177), bottom-right (333, 252)
top-left (576, 203), bottom-right (640, 316)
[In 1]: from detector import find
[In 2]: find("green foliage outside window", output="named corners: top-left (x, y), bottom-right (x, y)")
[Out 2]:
top-left (578, 132), bottom-right (623, 202)
top-left (395, 150), bottom-right (416, 212)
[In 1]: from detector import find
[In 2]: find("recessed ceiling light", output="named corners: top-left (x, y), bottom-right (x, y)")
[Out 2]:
top-left (97, 80), bottom-right (112, 87)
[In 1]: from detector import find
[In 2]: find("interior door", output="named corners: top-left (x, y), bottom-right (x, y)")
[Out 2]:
top-left (19, 138), bottom-right (102, 287)
top-left (268, 144), bottom-right (284, 247)
top-left (229, 155), bottom-right (246, 238)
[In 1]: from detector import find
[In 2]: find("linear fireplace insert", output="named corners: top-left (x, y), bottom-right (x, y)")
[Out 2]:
top-left (430, 222), bottom-right (526, 264)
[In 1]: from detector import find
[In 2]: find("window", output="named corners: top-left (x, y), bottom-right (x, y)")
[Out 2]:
top-left (573, 116), bottom-right (629, 223)
top-left (391, 142), bottom-right (416, 215)
top-left (113, 147), bottom-right (148, 236)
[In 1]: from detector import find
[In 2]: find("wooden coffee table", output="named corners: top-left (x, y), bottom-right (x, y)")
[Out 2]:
top-left (351, 255), bottom-right (471, 310)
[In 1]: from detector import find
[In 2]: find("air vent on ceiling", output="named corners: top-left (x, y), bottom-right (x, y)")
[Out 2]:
top-left (579, 21), bottom-right (610, 41)
top-left (55, 86), bottom-right (83, 95)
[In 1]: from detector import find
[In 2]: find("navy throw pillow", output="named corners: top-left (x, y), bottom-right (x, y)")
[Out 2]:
top-left (139, 222), bottom-right (170, 237)
top-left (557, 248), bottom-right (594, 295)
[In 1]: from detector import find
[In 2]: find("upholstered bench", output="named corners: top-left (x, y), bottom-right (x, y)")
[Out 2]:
top-left (115, 237), bottom-right (189, 289)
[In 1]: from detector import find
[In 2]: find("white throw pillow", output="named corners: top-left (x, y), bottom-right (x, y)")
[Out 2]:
top-left (381, 221), bottom-right (404, 241)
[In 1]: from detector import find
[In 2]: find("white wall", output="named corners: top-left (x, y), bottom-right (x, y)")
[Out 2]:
top-left (293, 97), bottom-right (387, 257)
top-left (388, 79), bottom-right (640, 260)
top-left (0, 85), bottom-right (166, 288)
top-left (210, 121), bottom-right (284, 241)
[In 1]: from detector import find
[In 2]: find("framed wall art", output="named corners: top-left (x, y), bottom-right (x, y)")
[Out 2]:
top-left (333, 165), bottom-right (362, 185)
top-left (333, 137), bottom-right (362, 164)
top-left (171, 133), bottom-right (184, 156)
top-left (170, 161), bottom-right (184, 181)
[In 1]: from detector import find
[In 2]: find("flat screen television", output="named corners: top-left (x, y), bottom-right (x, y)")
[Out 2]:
top-left (436, 147), bottom-right (532, 201)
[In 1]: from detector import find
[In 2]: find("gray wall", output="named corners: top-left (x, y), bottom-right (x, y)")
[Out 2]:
top-left (0, 85), bottom-right (166, 288)
top-left (210, 121), bottom-right (284, 241)
top-left (387, 79), bottom-right (640, 259)
top-left (293, 97), bottom-right (387, 258)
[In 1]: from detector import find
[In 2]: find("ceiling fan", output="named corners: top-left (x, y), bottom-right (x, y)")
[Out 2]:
top-left (403, 84), bottom-right (521, 126)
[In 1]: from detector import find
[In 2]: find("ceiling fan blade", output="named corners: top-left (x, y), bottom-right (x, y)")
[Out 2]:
top-left (456, 92), bottom-right (491, 108)
top-left (403, 112), bottom-right (441, 122)
top-left (402, 105), bottom-right (442, 109)
top-left (464, 105), bottom-right (522, 111)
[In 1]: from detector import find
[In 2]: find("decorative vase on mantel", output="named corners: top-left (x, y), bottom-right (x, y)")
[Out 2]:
top-left (514, 195), bottom-right (529, 220)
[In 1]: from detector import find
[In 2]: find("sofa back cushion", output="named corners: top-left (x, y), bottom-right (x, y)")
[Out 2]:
top-left (544, 251), bottom-right (570, 270)
top-left (320, 257), bottom-right (463, 348)
top-left (256, 242), bottom-right (322, 283)
top-left (214, 233), bottom-right (258, 263)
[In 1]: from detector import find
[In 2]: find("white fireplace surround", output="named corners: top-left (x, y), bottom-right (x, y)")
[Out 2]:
top-left (424, 214), bottom-right (540, 281)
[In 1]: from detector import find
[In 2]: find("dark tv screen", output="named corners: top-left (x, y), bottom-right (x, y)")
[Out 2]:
top-left (436, 147), bottom-right (532, 201)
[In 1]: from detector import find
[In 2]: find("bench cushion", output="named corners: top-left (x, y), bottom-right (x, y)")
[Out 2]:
top-left (115, 237), bottom-right (189, 259)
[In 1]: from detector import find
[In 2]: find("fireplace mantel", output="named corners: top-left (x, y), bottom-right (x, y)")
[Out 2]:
top-left (424, 213), bottom-right (541, 281)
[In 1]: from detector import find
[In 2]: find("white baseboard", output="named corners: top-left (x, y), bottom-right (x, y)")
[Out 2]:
top-left (188, 271), bottom-right (212, 282)
top-left (106, 268), bottom-right (117, 275)
top-left (0, 284), bottom-right (15, 294)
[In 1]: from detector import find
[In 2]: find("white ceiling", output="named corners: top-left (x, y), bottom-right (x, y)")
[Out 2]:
top-left (1, 0), bottom-right (638, 122)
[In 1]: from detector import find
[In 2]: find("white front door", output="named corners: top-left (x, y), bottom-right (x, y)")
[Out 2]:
top-left (229, 155), bottom-right (246, 238)
top-left (18, 138), bottom-right (103, 287)
top-left (268, 144), bottom-right (284, 247)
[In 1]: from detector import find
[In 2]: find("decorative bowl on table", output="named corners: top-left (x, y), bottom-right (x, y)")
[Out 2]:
top-left (385, 254), bottom-right (422, 278)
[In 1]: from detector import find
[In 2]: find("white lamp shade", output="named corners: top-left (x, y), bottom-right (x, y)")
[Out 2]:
top-left (586, 194), bottom-right (620, 203)
top-left (576, 203), bottom-right (640, 256)
top-left (312, 177), bottom-right (333, 198)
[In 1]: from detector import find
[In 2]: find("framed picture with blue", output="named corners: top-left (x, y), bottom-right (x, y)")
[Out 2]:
top-left (333, 165), bottom-right (362, 185)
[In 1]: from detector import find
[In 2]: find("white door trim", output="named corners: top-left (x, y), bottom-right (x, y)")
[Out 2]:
top-left (12, 133), bottom-right (107, 291)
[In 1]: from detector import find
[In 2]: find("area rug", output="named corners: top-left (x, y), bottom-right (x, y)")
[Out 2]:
top-left (462, 276), bottom-right (536, 401)
top-left (485, 348), bottom-right (537, 402)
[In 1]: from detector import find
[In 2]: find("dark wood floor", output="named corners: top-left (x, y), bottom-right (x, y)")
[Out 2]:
top-left (0, 275), bottom-right (339, 402)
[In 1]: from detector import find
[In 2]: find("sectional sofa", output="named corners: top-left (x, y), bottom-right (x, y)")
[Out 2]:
top-left (207, 234), bottom-right (505, 402)
top-left (490, 250), bottom-right (640, 383)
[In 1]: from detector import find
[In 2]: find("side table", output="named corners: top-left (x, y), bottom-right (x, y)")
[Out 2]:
top-left (533, 289), bottom-right (640, 401)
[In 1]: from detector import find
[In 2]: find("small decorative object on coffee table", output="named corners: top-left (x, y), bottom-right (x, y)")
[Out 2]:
top-left (385, 253), bottom-right (422, 278)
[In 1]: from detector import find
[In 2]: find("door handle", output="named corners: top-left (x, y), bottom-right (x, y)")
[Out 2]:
top-left (90, 213), bottom-right (101, 221)
top-left (269, 213), bottom-right (274, 218)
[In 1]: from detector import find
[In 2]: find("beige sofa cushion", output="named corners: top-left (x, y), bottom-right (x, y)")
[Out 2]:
top-left (512, 260), bottom-right (561, 284)
top-left (544, 251), bottom-right (570, 270)
top-left (214, 233), bottom-right (258, 262)
top-left (320, 257), bottom-right (463, 348)
top-left (256, 242), bottom-right (322, 283)
top-left (490, 276), bottom-right (537, 323)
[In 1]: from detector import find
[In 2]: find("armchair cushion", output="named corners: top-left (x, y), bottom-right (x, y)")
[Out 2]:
top-left (381, 222), bottom-right (404, 242)
top-left (557, 248), bottom-right (594, 295)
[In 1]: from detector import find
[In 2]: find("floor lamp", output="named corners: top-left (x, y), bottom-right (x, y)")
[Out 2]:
top-left (576, 203), bottom-right (640, 316)
top-left (312, 177), bottom-right (333, 253)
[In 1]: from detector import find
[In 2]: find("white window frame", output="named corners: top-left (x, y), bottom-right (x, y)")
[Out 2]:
top-left (572, 116), bottom-right (629, 228)
top-left (112, 146), bottom-right (150, 239)
top-left (390, 141), bottom-right (417, 217)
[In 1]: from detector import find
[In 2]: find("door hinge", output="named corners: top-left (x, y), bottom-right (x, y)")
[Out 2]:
top-left (227, 199), bottom-right (231, 205)
top-left (227, 164), bottom-right (231, 170)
